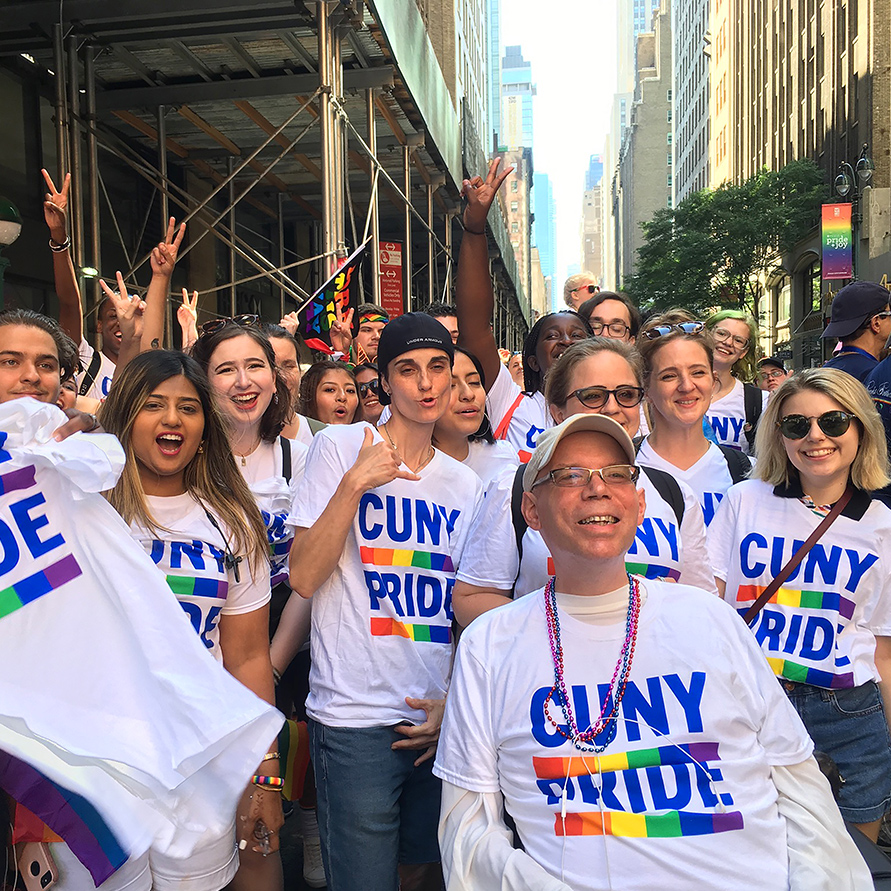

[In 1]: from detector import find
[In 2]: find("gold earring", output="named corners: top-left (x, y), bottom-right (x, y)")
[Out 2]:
top-left (198, 442), bottom-right (205, 453)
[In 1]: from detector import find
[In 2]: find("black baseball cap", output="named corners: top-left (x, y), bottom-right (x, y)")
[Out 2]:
top-left (822, 281), bottom-right (890, 339)
top-left (758, 355), bottom-right (786, 372)
top-left (376, 312), bottom-right (454, 405)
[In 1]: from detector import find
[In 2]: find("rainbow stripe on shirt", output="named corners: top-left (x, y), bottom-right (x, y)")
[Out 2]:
top-left (0, 554), bottom-right (82, 619)
top-left (166, 575), bottom-right (228, 600)
top-left (0, 465), bottom-right (36, 494)
top-left (762, 656), bottom-right (854, 689)
top-left (736, 584), bottom-right (856, 620)
top-left (547, 556), bottom-right (680, 582)
top-left (370, 616), bottom-right (451, 643)
top-left (532, 742), bottom-right (721, 779)
top-left (554, 808), bottom-right (744, 838)
top-left (360, 546), bottom-right (454, 572)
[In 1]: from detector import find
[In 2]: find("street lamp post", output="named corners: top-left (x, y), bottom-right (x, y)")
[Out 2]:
top-left (834, 143), bottom-right (875, 280)
top-left (0, 197), bottom-right (23, 310)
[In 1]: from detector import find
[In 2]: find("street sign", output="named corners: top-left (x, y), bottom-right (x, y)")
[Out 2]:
top-left (379, 241), bottom-right (404, 318)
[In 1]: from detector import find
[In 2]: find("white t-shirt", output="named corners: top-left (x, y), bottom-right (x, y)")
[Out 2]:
top-left (463, 439), bottom-right (519, 489)
top-left (434, 582), bottom-right (812, 891)
top-left (239, 438), bottom-right (307, 588)
top-left (131, 493), bottom-right (271, 661)
top-left (708, 478), bottom-right (891, 688)
top-left (706, 379), bottom-right (767, 456)
top-left (487, 363), bottom-right (552, 462)
top-left (636, 438), bottom-right (744, 527)
top-left (288, 422), bottom-right (484, 727)
top-left (77, 338), bottom-right (116, 400)
top-left (456, 465), bottom-right (717, 595)
top-left (291, 414), bottom-right (316, 447)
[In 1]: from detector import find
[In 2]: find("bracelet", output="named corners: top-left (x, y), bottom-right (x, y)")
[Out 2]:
top-left (85, 413), bottom-right (100, 432)
top-left (261, 752), bottom-right (280, 763)
top-left (49, 236), bottom-right (71, 253)
top-left (251, 775), bottom-right (284, 789)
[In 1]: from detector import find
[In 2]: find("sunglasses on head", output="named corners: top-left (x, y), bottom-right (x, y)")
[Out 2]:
top-left (358, 380), bottom-right (379, 398)
top-left (200, 314), bottom-right (261, 335)
top-left (571, 284), bottom-right (599, 297)
top-left (777, 410), bottom-right (855, 440)
top-left (642, 321), bottom-right (705, 339)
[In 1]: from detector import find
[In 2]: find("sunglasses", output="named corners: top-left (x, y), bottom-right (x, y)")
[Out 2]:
top-left (569, 385), bottom-right (644, 409)
top-left (358, 380), bottom-right (379, 398)
top-left (200, 314), bottom-right (261, 335)
top-left (571, 284), bottom-right (599, 297)
top-left (532, 464), bottom-right (640, 489)
top-left (777, 410), bottom-right (855, 440)
top-left (642, 321), bottom-right (705, 339)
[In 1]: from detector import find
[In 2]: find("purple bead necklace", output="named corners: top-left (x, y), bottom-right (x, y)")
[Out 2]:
top-left (542, 573), bottom-right (641, 753)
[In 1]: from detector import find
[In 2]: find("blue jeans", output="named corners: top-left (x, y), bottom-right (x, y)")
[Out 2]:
top-left (783, 680), bottom-right (891, 823)
top-left (308, 720), bottom-right (441, 891)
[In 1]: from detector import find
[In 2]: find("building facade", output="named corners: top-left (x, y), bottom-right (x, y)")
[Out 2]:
top-left (501, 45), bottom-right (535, 150)
top-left (533, 171), bottom-right (556, 306)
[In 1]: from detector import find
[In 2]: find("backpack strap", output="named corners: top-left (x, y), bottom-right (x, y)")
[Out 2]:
top-left (493, 393), bottom-right (525, 441)
top-left (639, 465), bottom-right (685, 527)
top-left (78, 349), bottom-right (102, 397)
top-left (306, 417), bottom-right (327, 436)
top-left (279, 436), bottom-right (292, 483)
top-left (718, 444), bottom-right (752, 484)
top-left (742, 383), bottom-right (764, 448)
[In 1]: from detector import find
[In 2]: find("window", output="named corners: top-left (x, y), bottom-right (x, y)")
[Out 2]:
top-left (511, 221), bottom-right (519, 232)
top-left (510, 180), bottom-right (518, 192)
top-left (667, 109), bottom-right (672, 122)
top-left (667, 89), bottom-right (672, 102)
top-left (667, 174), bottom-right (673, 187)
top-left (667, 153), bottom-right (673, 165)
top-left (510, 200), bottom-right (518, 212)
top-left (667, 132), bottom-right (673, 144)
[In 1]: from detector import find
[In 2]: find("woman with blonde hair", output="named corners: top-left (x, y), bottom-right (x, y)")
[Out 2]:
top-left (704, 309), bottom-right (767, 455)
top-left (709, 367), bottom-right (891, 842)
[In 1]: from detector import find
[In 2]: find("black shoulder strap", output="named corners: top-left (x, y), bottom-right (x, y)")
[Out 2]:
top-left (279, 436), bottom-right (292, 482)
top-left (510, 462), bottom-right (527, 563)
top-left (742, 383), bottom-right (764, 448)
top-left (639, 465), bottom-right (685, 526)
top-left (78, 349), bottom-right (102, 397)
top-left (718, 444), bottom-right (752, 484)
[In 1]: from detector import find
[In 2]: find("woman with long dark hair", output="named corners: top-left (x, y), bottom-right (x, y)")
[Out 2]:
top-left (99, 350), bottom-right (282, 889)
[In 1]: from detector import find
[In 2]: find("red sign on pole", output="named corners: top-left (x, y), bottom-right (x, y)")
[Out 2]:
top-left (379, 241), bottom-right (404, 319)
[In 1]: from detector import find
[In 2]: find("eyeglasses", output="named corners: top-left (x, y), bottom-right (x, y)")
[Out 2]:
top-left (642, 321), bottom-right (705, 339)
top-left (590, 322), bottom-right (631, 338)
top-left (777, 410), bottom-right (855, 440)
top-left (531, 464), bottom-right (640, 489)
top-left (711, 326), bottom-right (750, 350)
top-left (569, 385), bottom-right (644, 409)
top-left (358, 380), bottom-right (379, 398)
top-left (571, 284), bottom-right (599, 297)
top-left (200, 314), bottom-right (261, 335)
top-left (760, 368), bottom-right (786, 380)
top-left (873, 311), bottom-right (891, 321)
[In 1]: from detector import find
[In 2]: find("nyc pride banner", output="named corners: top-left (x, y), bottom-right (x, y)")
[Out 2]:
top-left (822, 203), bottom-right (853, 280)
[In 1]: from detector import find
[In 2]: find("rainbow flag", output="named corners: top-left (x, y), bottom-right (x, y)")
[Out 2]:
top-left (822, 203), bottom-right (853, 280)
top-left (299, 241), bottom-right (368, 346)
top-left (0, 750), bottom-right (127, 886)
top-left (277, 719), bottom-right (311, 802)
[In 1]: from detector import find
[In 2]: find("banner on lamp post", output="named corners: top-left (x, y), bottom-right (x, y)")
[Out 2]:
top-left (821, 203), bottom-right (853, 280)
top-left (379, 241), bottom-right (404, 319)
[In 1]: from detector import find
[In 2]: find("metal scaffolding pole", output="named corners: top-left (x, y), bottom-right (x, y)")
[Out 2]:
top-left (84, 46), bottom-right (101, 315)
top-left (403, 143), bottom-right (412, 312)
top-left (227, 156), bottom-right (236, 316)
top-left (278, 192), bottom-right (286, 319)
top-left (157, 105), bottom-right (173, 346)
top-left (67, 34), bottom-right (84, 267)
top-left (366, 88), bottom-right (380, 304)
top-left (52, 25), bottom-right (68, 186)
top-left (443, 212), bottom-right (453, 298)
top-left (332, 26), bottom-right (346, 258)
top-left (317, 1), bottom-right (335, 277)
top-left (426, 183), bottom-right (434, 306)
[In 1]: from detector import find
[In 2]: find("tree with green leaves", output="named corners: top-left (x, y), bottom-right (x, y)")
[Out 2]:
top-left (626, 159), bottom-right (826, 323)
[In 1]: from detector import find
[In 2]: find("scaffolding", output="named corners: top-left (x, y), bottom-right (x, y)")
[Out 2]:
top-left (2, 0), bottom-right (530, 350)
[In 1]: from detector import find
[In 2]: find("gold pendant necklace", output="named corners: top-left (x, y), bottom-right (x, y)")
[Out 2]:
top-left (382, 423), bottom-right (434, 472)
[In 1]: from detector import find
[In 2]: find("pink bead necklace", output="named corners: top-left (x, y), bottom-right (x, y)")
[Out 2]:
top-left (542, 573), bottom-right (641, 753)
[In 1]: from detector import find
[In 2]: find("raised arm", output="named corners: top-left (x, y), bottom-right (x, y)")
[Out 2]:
top-left (456, 158), bottom-right (513, 392)
top-left (142, 217), bottom-right (186, 351)
top-left (177, 288), bottom-right (200, 351)
top-left (41, 169), bottom-right (83, 343)
top-left (100, 272), bottom-right (146, 379)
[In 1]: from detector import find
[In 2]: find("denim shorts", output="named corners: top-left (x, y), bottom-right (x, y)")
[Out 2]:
top-left (308, 720), bottom-right (441, 890)
top-left (783, 680), bottom-right (891, 823)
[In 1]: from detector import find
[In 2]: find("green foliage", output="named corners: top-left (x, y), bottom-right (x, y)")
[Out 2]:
top-left (626, 159), bottom-right (827, 323)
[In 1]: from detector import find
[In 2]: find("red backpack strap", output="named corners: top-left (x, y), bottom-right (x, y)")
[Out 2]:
top-left (493, 392), bottom-right (525, 441)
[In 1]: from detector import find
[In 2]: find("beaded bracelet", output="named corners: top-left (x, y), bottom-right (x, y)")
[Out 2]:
top-left (251, 775), bottom-right (284, 790)
top-left (49, 236), bottom-right (71, 253)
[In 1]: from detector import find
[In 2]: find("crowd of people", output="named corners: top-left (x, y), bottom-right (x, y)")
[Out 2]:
top-left (3, 157), bottom-right (891, 891)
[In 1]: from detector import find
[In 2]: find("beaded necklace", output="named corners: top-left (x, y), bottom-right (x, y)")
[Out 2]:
top-left (542, 573), bottom-right (641, 753)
